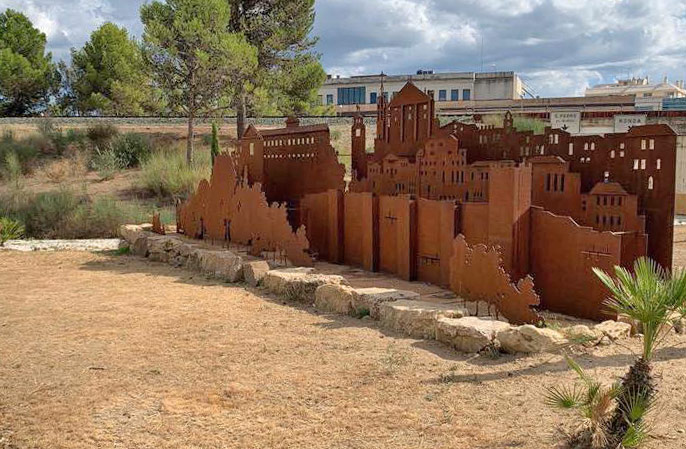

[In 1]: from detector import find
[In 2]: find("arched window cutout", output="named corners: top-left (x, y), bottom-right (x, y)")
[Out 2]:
top-left (648, 176), bottom-right (654, 190)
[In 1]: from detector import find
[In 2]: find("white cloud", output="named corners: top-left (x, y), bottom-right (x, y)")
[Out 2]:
top-left (1, 0), bottom-right (686, 96)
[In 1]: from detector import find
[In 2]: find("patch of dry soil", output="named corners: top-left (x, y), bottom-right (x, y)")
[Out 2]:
top-left (1, 251), bottom-right (685, 449)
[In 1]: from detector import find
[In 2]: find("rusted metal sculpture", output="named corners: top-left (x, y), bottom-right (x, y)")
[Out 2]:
top-left (178, 82), bottom-right (676, 322)
top-left (450, 235), bottom-right (542, 325)
top-left (152, 212), bottom-right (165, 235)
top-left (177, 153), bottom-right (312, 266)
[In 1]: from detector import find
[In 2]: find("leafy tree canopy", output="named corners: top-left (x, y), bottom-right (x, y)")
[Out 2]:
top-left (141, 0), bottom-right (257, 163)
top-left (70, 22), bottom-right (162, 116)
top-left (0, 9), bottom-right (58, 116)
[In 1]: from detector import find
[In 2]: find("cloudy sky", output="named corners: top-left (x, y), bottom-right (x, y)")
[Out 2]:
top-left (2, 0), bottom-right (686, 97)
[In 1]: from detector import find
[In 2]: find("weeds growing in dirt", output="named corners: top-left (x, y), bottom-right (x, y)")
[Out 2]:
top-left (0, 217), bottom-right (24, 246)
top-left (380, 343), bottom-right (410, 375)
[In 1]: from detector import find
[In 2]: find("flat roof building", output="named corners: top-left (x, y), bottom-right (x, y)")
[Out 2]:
top-left (585, 77), bottom-right (686, 99)
top-left (319, 71), bottom-right (527, 114)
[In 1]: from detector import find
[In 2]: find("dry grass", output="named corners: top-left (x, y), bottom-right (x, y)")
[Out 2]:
top-left (1, 251), bottom-right (686, 448)
top-left (40, 150), bottom-right (89, 184)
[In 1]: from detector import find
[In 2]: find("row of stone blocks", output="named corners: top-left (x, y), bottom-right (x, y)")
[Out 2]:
top-left (119, 225), bottom-right (637, 355)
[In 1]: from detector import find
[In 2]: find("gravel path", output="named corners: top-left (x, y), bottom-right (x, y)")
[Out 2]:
top-left (1, 239), bottom-right (122, 252)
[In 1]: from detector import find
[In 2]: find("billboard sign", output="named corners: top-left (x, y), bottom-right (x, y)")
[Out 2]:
top-left (550, 111), bottom-right (581, 134)
top-left (614, 114), bottom-right (647, 133)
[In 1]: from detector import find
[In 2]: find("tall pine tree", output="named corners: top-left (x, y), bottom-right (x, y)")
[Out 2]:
top-left (227, 0), bottom-right (326, 138)
top-left (0, 9), bottom-right (58, 116)
top-left (141, 0), bottom-right (257, 164)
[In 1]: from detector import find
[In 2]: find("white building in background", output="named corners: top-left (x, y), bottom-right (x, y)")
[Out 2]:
top-left (318, 71), bottom-right (527, 114)
top-left (585, 77), bottom-right (686, 99)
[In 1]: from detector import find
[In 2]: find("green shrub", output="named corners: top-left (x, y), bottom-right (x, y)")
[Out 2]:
top-left (111, 133), bottom-right (152, 168)
top-left (86, 123), bottom-right (119, 148)
top-left (138, 148), bottom-right (211, 199)
top-left (0, 217), bottom-right (24, 245)
top-left (91, 148), bottom-right (123, 180)
top-left (0, 187), bottom-right (172, 239)
top-left (210, 122), bottom-right (220, 166)
top-left (0, 132), bottom-right (39, 177)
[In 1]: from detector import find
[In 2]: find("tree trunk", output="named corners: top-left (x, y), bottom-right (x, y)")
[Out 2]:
top-left (236, 92), bottom-right (247, 139)
top-left (186, 111), bottom-right (195, 165)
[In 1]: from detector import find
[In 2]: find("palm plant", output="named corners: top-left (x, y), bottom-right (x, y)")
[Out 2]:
top-left (546, 356), bottom-right (654, 449)
top-left (593, 257), bottom-right (686, 446)
top-left (545, 356), bottom-right (621, 449)
top-left (0, 216), bottom-right (24, 246)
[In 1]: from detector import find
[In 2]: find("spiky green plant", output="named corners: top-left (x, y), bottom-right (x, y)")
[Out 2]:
top-left (545, 356), bottom-right (621, 449)
top-left (0, 217), bottom-right (25, 246)
top-left (593, 257), bottom-right (686, 446)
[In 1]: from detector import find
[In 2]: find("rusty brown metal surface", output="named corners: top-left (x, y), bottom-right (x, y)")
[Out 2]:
top-left (450, 235), bottom-right (542, 325)
top-left (151, 212), bottom-right (165, 235)
top-left (177, 154), bottom-right (312, 267)
top-left (177, 82), bottom-right (675, 322)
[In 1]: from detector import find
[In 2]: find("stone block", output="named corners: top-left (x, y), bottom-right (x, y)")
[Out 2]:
top-left (497, 325), bottom-right (568, 354)
top-left (262, 268), bottom-right (347, 302)
top-left (351, 287), bottom-right (420, 319)
top-left (314, 284), bottom-right (357, 314)
top-left (119, 224), bottom-right (144, 244)
top-left (594, 320), bottom-right (632, 341)
top-left (378, 300), bottom-right (468, 339)
top-left (563, 325), bottom-right (603, 346)
top-left (243, 260), bottom-right (271, 287)
top-left (436, 317), bottom-right (511, 353)
top-left (196, 249), bottom-right (244, 282)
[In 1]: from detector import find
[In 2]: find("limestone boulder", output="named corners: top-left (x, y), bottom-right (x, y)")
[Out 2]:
top-left (195, 249), bottom-right (244, 282)
top-left (351, 287), bottom-right (420, 319)
top-left (262, 268), bottom-right (347, 302)
top-left (497, 325), bottom-right (568, 354)
top-left (131, 234), bottom-right (150, 257)
top-left (563, 325), bottom-right (603, 346)
top-left (617, 314), bottom-right (641, 335)
top-left (594, 320), bottom-right (632, 341)
top-left (147, 235), bottom-right (183, 263)
top-left (314, 284), bottom-right (357, 314)
top-left (243, 260), bottom-right (271, 287)
top-left (436, 317), bottom-right (511, 353)
top-left (379, 300), bottom-right (468, 339)
top-left (119, 224), bottom-right (145, 244)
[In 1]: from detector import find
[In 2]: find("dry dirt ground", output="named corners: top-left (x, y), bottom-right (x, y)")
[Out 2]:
top-left (1, 247), bottom-right (686, 449)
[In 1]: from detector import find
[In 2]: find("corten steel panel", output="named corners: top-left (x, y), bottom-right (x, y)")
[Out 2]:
top-left (177, 154), bottom-right (312, 267)
top-left (378, 196), bottom-right (416, 281)
top-left (235, 119), bottom-right (346, 207)
top-left (458, 202), bottom-right (489, 246)
top-left (529, 156), bottom-right (582, 219)
top-left (343, 192), bottom-right (378, 271)
top-left (152, 212), bottom-right (165, 235)
top-left (416, 198), bottom-right (457, 287)
top-left (487, 163), bottom-right (532, 279)
top-left (300, 190), bottom-right (344, 263)
top-left (449, 235), bottom-right (542, 325)
top-left (528, 206), bottom-right (644, 320)
top-left (351, 114), bottom-right (367, 180)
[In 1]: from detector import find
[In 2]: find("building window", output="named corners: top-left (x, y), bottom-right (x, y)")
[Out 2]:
top-left (451, 89), bottom-right (459, 101)
top-left (370, 92), bottom-right (377, 104)
top-left (641, 159), bottom-right (646, 169)
top-left (439, 90), bottom-right (447, 101)
top-left (568, 143), bottom-right (574, 155)
top-left (427, 90), bottom-right (435, 100)
top-left (649, 139), bottom-right (655, 150)
top-left (317, 95), bottom-right (323, 105)
top-left (337, 87), bottom-right (366, 105)
top-left (326, 94), bottom-right (333, 105)
top-left (249, 142), bottom-right (254, 156)
top-left (648, 176), bottom-right (654, 190)
top-left (657, 158), bottom-right (661, 170)
top-left (462, 89), bottom-right (471, 101)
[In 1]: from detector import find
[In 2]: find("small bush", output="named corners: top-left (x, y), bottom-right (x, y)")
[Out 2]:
top-left (138, 148), bottom-right (211, 199)
top-left (110, 133), bottom-right (152, 168)
top-left (0, 187), bottom-right (170, 239)
top-left (42, 151), bottom-right (89, 183)
top-left (86, 123), bottom-right (119, 148)
top-left (0, 217), bottom-right (24, 246)
top-left (91, 148), bottom-right (123, 180)
top-left (0, 131), bottom-right (39, 176)
top-left (2, 151), bottom-right (23, 186)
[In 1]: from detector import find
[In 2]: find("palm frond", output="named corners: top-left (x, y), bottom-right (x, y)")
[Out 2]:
top-left (545, 385), bottom-right (583, 409)
top-left (621, 421), bottom-right (651, 448)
